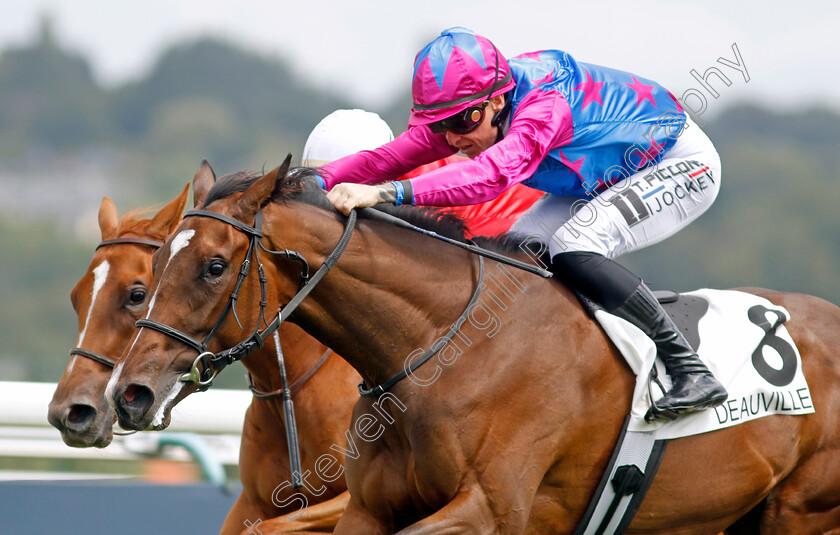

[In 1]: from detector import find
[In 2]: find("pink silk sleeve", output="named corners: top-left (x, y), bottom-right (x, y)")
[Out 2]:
top-left (320, 125), bottom-right (456, 190)
top-left (407, 90), bottom-right (574, 207)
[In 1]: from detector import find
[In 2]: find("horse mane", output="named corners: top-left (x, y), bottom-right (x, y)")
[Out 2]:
top-left (202, 167), bottom-right (524, 254)
top-left (116, 207), bottom-right (163, 238)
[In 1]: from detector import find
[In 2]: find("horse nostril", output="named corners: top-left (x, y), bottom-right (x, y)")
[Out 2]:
top-left (120, 384), bottom-right (155, 415)
top-left (65, 404), bottom-right (96, 431)
top-left (124, 384), bottom-right (147, 403)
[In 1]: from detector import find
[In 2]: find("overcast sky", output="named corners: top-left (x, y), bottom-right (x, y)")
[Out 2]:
top-left (2, 0), bottom-right (839, 118)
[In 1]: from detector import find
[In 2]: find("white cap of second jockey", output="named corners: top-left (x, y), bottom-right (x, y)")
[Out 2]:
top-left (302, 109), bottom-right (394, 167)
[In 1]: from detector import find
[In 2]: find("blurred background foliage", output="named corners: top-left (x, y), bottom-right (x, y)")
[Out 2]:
top-left (1, 19), bottom-right (838, 386)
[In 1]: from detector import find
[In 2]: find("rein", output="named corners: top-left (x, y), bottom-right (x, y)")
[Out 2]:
top-left (359, 208), bottom-right (551, 278)
top-left (71, 237), bottom-right (164, 369)
top-left (247, 348), bottom-right (333, 399)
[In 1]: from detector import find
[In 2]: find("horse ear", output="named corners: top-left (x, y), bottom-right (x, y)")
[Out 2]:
top-left (98, 196), bottom-right (119, 240)
top-left (234, 154), bottom-right (293, 220)
top-left (192, 159), bottom-right (216, 208)
top-left (147, 182), bottom-right (190, 239)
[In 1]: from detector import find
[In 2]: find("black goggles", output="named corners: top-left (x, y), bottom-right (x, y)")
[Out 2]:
top-left (428, 101), bottom-right (489, 134)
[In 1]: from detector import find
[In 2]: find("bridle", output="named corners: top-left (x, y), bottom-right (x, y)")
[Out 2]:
top-left (69, 347), bottom-right (119, 369)
top-left (131, 206), bottom-right (356, 489)
top-left (135, 208), bottom-right (357, 391)
top-left (69, 237), bottom-right (165, 369)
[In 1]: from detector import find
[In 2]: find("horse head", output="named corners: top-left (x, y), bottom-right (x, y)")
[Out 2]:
top-left (106, 158), bottom-right (307, 431)
top-left (48, 185), bottom-right (189, 447)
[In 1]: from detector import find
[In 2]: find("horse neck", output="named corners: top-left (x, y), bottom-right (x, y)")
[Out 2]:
top-left (263, 204), bottom-right (483, 389)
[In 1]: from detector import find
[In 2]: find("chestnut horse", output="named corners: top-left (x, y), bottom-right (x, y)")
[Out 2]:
top-left (48, 181), bottom-right (357, 534)
top-left (109, 160), bottom-right (840, 534)
top-left (48, 186), bottom-right (190, 448)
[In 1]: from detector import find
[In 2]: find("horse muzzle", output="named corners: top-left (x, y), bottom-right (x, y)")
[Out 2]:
top-left (48, 399), bottom-right (114, 448)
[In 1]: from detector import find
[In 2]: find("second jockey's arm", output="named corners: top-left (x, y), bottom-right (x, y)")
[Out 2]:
top-left (327, 182), bottom-right (400, 216)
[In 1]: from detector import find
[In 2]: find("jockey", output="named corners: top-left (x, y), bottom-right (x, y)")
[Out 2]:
top-left (320, 27), bottom-right (728, 421)
top-left (305, 109), bottom-right (544, 238)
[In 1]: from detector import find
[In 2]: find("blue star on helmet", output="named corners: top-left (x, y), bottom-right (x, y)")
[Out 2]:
top-left (413, 27), bottom-right (486, 90)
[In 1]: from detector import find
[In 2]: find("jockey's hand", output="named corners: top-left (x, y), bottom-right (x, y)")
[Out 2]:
top-left (327, 183), bottom-right (397, 216)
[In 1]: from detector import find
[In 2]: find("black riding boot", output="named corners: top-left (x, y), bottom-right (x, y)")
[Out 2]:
top-left (550, 251), bottom-right (728, 422)
top-left (611, 282), bottom-right (728, 422)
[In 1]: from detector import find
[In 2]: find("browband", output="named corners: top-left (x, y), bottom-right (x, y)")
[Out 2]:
top-left (96, 238), bottom-right (164, 250)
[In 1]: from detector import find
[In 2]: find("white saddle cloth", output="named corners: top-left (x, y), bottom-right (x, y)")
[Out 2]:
top-left (594, 288), bottom-right (814, 439)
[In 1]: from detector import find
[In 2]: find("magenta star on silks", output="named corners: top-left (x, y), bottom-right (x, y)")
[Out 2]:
top-left (635, 137), bottom-right (666, 169)
top-left (573, 70), bottom-right (604, 110)
top-left (530, 71), bottom-right (555, 88)
top-left (518, 50), bottom-right (546, 62)
top-left (625, 76), bottom-right (656, 108)
top-left (667, 90), bottom-right (684, 112)
top-left (558, 150), bottom-right (586, 177)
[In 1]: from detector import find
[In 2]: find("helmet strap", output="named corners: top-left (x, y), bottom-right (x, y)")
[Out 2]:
top-left (492, 93), bottom-right (513, 142)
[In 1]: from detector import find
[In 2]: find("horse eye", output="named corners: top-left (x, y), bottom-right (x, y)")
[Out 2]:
top-left (204, 260), bottom-right (227, 279)
top-left (127, 288), bottom-right (147, 306)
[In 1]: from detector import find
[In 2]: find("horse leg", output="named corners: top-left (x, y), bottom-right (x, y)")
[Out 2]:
top-left (239, 519), bottom-right (334, 535)
top-left (222, 492), bottom-right (266, 535)
top-left (332, 498), bottom-right (390, 535)
top-left (239, 518), bottom-right (332, 535)
top-left (240, 491), bottom-right (350, 534)
top-left (761, 500), bottom-right (840, 534)
top-left (394, 486), bottom-right (523, 535)
top-left (723, 499), bottom-right (764, 535)
top-left (759, 451), bottom-right (840, 534)
top-left (291, 489), bottom-right (350, 521)
top-left (331, 487), bottom-right (502, 535)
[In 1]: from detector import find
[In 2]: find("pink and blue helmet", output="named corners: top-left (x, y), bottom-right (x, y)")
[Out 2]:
top-left (409, 27), bottom-right (516, 127)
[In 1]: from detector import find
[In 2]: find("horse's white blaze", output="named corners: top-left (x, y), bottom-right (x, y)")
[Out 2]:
top-left (70, 261), bottom-right (110, 375)
top-left (104, 361), bottom-right (124, 409)
top-left (168, 229), bottom-right (196, 263)
top-left (107, 230), bottom-right (195, 412)
top-left (107, 323), bottom-right (144, 407)
top-left (145, 229), bottom-right (195, 318)
top-left (144, 294), bottom-right (158, 321)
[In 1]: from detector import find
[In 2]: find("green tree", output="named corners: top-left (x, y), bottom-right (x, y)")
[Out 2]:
top-left (111, 37), bottom-right (355, 172)
top-left (0, 16), bottom-right (113, 155)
